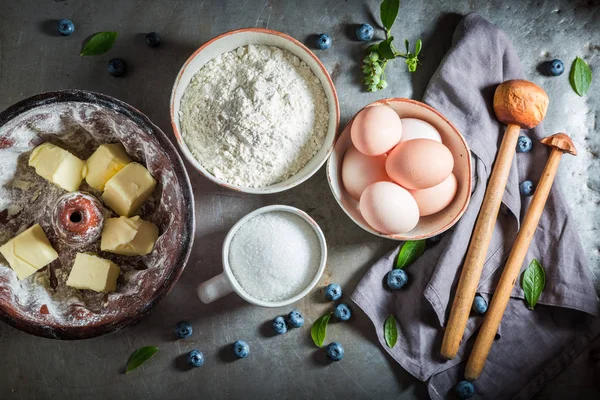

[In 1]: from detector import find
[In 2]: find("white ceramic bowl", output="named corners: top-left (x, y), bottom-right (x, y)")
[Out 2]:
top-left (327, 98), bottom-right (472, 241)
top-left (197, 205), bottom-right (327, 308)
top-left (170, 28), bottom-right (340, 194)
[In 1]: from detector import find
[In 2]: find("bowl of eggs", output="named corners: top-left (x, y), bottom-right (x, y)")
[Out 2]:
top-left (327, 98), bottom-right (472, 240)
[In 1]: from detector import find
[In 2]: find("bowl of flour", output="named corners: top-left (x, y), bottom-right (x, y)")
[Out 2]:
top-left (171, 28), bottom-right (340, 194)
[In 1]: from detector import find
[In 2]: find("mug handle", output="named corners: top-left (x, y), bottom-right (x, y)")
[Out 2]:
top-left (197, 273), bottom-right (233, 304)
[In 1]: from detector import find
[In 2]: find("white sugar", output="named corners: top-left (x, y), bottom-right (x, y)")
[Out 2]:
top-left (228, 211), bottom-right (321, 302)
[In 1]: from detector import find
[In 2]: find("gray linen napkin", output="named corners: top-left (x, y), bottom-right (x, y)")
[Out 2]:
top-left (351, 13), bottom-right (600, 399)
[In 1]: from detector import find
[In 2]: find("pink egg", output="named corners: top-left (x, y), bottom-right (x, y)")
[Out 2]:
top-left (410, 173), bottom-right (458, 216)
top-left (398, 118), bottom-right (442, 143)
top-left (350, 105), bottom-right (402, 156)
top-left (359, 181), bottom-right (419, 234)
top-left (342, 145), bottom-right (390, 200)
top-left (386, 139), bottom-right (454, 190)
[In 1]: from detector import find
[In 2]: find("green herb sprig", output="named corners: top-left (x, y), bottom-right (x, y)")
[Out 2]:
top-left (80, 32), bottom-right (118, 56)
top-left (125, 346), bottom-right (159, 373)
top-left (361, 0), bottom-right (423, 92)
top-left (310, 313), bottom-right (332, 347)
top-left (395, 240), bottom-right (426, 269)
top-left (521, 259), bottom-right (546, 310)
top-left (384, 314), bottom-right (398, 348)
top-left (569, 57), bottom-right (592, 97)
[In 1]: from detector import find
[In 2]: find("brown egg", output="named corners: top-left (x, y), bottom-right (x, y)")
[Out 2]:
top-left (359, 181), bottom-right (419, 234)
top-left (410, 173), bottom-right (458, 216)
top-left (350, 105), bottom-right (402, 156)
top-left (341, 145), bottom-right (390, 201)
top-left (385, 139), bottom-right (454, 190)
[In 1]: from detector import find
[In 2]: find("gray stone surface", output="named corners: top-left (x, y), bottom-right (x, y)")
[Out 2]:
top-left (0, 1), bottom-right (598, 399)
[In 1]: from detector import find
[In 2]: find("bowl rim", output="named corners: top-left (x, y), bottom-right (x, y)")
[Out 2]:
top-left (326, 97), bottom-right (472, 241)
top-left (169, 27), bottom-right (341, 194)
top-left (0, 89), bottom-right (196, 339)
top-left (221, 204), bottom-right (327, 308)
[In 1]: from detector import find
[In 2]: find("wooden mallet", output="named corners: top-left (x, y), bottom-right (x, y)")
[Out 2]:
top-left (465, 133), bottom-right (577, 380)
top-left (440, 80), bottom-right (549, 360)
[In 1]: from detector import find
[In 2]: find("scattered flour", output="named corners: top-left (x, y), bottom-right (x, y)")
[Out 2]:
top-left (228, 211), bottom-right (321, 302)
top-left (179, 44), bottom-right (329, 187)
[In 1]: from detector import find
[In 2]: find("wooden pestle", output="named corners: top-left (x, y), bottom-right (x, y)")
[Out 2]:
top-left (465, 133), bottom-right (577, 380)
top-left (440, 80), bottom-right (549, 360)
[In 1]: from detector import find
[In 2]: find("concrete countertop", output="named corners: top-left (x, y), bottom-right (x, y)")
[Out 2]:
top-left (0, 1), bottom-right (598, 399)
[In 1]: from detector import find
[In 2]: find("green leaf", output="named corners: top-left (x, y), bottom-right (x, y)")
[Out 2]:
top-left (311, 313), bottom-right (332, 347)
top-left (404, 39), bottom-right (409, 54)
top-left (378, 37), bottom-right (396, 60)
top-left (125, 346), bottom-right (159, 373)
top-left (80, 32), bottom-right (118, 56)
top-left (384, 315), bottom-right (398, 348)
top-left (569, 57), bottom-right (592, 97)
top-left (380, 0), bottom-right (400, 31)
top-left (395, 240), bottom-right (426, 269)
top-left (521, 259), bottom-right (546, 310)
top-left (415, 39), bottom-right (422, 56)
top-left (367, 43), bottom-right (380, 53)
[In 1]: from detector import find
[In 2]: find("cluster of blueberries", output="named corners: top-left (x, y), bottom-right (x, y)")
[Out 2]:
top-left (315, 23), bottom-right (374, 50)
top-left (516, 136), bottom-right (535, 197)
top-left (56, 19), bottom-right (161, 77)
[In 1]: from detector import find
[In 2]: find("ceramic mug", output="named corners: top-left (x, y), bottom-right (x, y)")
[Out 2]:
top-left (197, 205), bottom-right (327, 307)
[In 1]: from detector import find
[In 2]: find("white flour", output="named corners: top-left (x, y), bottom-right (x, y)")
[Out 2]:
top-left (179, 44), bottom-right (329, 187)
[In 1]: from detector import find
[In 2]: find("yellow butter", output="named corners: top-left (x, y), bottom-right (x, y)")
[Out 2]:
top-left (85, 143), bottom-right (131, 191)
top-left (28, 142), bottom-right (87, 192)
top-left (0, 224), bottom-right (58, 280)
top-left (100, 216), bottom-right (159, 256)
top-left (66, 253), bottom-right (120, 292)
top-left (102, 162), bottom-right (156, 217)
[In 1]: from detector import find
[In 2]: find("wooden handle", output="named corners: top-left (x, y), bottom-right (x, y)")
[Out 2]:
top-left (440, 124), bottom-right (521, 359)
top-left (465, 148), bottom-right (563, 380)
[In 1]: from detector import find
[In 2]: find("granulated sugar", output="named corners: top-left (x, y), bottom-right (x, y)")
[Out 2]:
top-left (228, 211), bottom-right (321, 302)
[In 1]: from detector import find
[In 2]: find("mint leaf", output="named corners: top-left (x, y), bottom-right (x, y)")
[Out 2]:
top-left (80, 32), bottom-right (118, 56)
top-left (415, 39), bottom-right (422, 56)
top-left (395, 240), bottom-right (426, 269)
top-left (521, 259), bottom-right (546, 310)
top-left (380, 0), bottom-right (400, 31)
top-left (311, 313), bottom-right (332, 347)
top-left (378, 37), bottom-right (396, 60)
top-left (125, 346), bottom-right (158, 373)
top-left (384, 315), bottom-right (398, 348)
top-left (569, 57), bottom-right (592, 97)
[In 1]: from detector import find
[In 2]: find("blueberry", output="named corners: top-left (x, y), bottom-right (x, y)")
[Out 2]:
top-left (272, 316), bottom-right (287, 334)
top-left (287, 310), bottom-right (304, 328)
top-left (472, 295), bottom-right (488, 314)
top-left (516, 136), bottom-right (533, 153)
top-left (108, 58), bottom-right (126, 77)
top-left (187, 349), bottom-right (204, 367)
top-left (356, 23), bottom-right (374, 41)
top-left (387, 269), bottom-right (408, 290)
top-left (520, 180), bottom-right (534, 196)
top-left (325, 283), bottom-right (342, 301)
top-left (334, 303), bottom-right (352, 321)
top-left (57, 19), bottom-right (74, 36)
top-left (547, 59), bottom-right (564, 76)
top-left (233, 340), bottom-right (249, 359)
top-left (315, 34), bottom-right (332, 50)
top-left (145, 32), bottom-right (161, 48)
top-left (175, 320), bottom-right (192, 339)
top-left (326, 342), bottom-right (344, 361)
top-left (455, 380), bottom-right (475, 399)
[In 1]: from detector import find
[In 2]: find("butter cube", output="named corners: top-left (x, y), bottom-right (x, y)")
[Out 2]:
top-left (102, 162), bottom-right (156, 217)
top-left (66, 253), bottom-right (120, 292)
top-left (85, 143), bottom-right (131, 191)
top-left (28, 142), bottom-right (87, 192)
top-left (101, 216), bottom-right (159, 256)
top-left (0, 224), bottom-right (58, 280)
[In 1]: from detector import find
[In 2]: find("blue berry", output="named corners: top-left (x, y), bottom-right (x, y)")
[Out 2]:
top-left (326, 342), bottom-right (344, 361)
top-left (356, 24), bottom-right (374, 41)
top-left (57, 19), bottom-right (74, 36)
top-left (233, 340), bottom-right (249, 359)
top-left (472, 295), bottom-right (488, 314)
top-left (547, 59), bottom-right (564, 76)
top-left (387, 269), bottom-right (408, 290)
top-left (455, 380), bottom-right (475, 399)
top-left (175, 321), bottom-right (192, 339)
top-left (187, 349), bottom-right (204, 367)
top-left (516, 136), bottom-right (533, 153)
top-left (520, 180), bottom-right (534, 196)
top-left (272, 316), bottom-right (287, 334)
top-left (146, 32), bottom-right (161, 48)
top-left (108, 58), bottom-right (126, 77)
top-left (325, 283), bottom-right (342, 301)
top-left (334, 303), bottom-right (352, 321)
top-left (287, 310), bottom-right (304, 328)
top-left (315, 34), bottom-right (332, 50)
